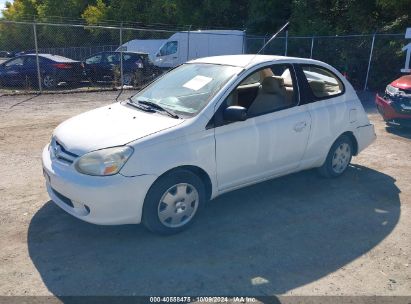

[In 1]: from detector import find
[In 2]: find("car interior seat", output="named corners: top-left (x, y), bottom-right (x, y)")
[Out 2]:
top-left (309, 80), bottom-right (329, 97)
top-left (247, 76), bottom-right (289, 116)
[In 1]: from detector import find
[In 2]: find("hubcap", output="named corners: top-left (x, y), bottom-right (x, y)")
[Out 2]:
top-left (157, 183), bottom-right (199, 228)
top-left (332, 142), bottom-right (351, 174)
top-left (43, 75), bottom-right (56, 88)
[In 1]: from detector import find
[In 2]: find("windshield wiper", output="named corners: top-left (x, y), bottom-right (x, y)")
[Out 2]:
top-left (126, 98), bottom-right (155, 112)
top-left (137, 99), bottom-right (180, 119)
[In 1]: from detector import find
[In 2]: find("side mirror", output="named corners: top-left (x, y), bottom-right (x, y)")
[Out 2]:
top-left (223, 106), bottom-right (247, 122)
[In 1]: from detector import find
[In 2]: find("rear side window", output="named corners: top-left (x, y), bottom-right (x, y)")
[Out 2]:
top-left (301, 65), bottom-right (344, 98)
top-left (106, 53), bottom-right (120, 63)
top-left (5, 57), bottom-right (24, 67)
top-left (86, 54), bottom-right (103, 64)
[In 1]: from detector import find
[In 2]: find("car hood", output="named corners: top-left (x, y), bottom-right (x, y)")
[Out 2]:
top-left (53, 102), bottom-right (184, 155)
top-left (391, 75), bottom-right (411, 90)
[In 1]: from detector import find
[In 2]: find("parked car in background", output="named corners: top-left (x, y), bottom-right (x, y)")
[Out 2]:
top-left (116, 39), bottom-right (166, 62)
top-left (375, 74), bottom-right (411, 127)
top-left (0, 54), bottom-right (84, 89)
top-left (42, 55), bottom-right (376, 234)
top-left (84, 51), bottom-right (159, 86)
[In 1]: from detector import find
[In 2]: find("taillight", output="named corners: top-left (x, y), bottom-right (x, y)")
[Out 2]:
top-left (52, 63), bottom-right (72, 69)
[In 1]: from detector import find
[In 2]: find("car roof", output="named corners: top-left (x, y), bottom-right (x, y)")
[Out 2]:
top-left (89, 51), bottom-right (149, 56)
top-left (26, 53), bottom-right (78, 62)
top-left (189, 54), bottom-right (326, 69)
top-left (119, 51), bottom-right (149, 55)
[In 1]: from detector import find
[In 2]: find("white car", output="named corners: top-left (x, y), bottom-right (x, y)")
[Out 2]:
top-left (42, 55), bottom-right (376, 234)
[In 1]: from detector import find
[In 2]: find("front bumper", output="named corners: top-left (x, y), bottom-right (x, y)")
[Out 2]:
top-left (375, 94), bottom-right (411, 123)
top-left (42, 145), bottom-right (157, 225)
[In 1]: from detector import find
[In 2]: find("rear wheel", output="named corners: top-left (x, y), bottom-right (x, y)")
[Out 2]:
top-left (318, 135), bottom-right (353, 178)
top-left (42, 74), bottom-right (57, 89)
top-left (142, 169), bottom-right (205, 235)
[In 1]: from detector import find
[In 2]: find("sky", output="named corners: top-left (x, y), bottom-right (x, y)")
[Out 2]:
top-left (0, 0), bottom-right (10, 16)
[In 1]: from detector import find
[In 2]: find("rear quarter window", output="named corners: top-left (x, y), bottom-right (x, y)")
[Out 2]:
top-left (301, 65), bottom-right (344, 99)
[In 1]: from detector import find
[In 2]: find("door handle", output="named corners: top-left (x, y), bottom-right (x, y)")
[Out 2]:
top-left (172, 56), bottom-right (178, 59)
top-left (294, 121), bottom-right (307, 132)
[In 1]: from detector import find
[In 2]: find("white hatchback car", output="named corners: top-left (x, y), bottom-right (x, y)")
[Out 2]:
top-left (42, 55), bottom-right (376, 234)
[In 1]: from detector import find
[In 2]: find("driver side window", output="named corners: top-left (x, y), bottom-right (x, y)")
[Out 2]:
top-left (226, 64), bottom-right (298, 117)
top-left (159, 41), bottom-right (178, 56)
top-left (210, 64), bottom-right (299, 129)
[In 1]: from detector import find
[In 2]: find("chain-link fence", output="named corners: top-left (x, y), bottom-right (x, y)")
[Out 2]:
top-left (0, 19), bottom-right (408, 95)
top-left (245, 33), bottom-right (407, 91)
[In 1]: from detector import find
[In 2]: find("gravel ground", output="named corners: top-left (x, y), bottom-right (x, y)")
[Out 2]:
top-left (0, 91), bottom-right (410, 299)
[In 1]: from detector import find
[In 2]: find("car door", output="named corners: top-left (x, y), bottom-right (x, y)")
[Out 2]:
top-left (84, 53), bottom-right (104, 80)
top-left (23, 56), bottom-right (42, 84)
top-left (104, 52), bottom-right (120, 78)
top-left (1, 57), bottom-right (25, 85)
top-left (213, 64), bottom-right (312, 191)
top-left (295, 64), bottom-right (347, 168)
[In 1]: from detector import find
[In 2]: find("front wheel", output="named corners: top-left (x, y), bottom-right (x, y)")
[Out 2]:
top-left (122, 72), bottom-right (135, 86)
top-left (318, 135), bottom-right (353, 178)
top-left (142, 169), bottom-right (205, 235)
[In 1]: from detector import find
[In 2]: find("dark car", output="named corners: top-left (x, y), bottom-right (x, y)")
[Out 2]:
top-left (0, 54), bottom-right (84, 89)
top-left (84, 51), bottom-right (159, 86)
top-left (375, 75), bottom-right (411, 128)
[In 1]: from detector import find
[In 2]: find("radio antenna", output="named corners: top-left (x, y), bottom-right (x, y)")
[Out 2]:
top-left (256, 21), bottom-right (290, 54)
top-left (245, 21), bottom-right (290, 68)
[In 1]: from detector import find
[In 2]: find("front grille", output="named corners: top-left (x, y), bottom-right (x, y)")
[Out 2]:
top-left (51, 187), bottom-right (74, 208)
top-left (51, 138), bottom-right (79, 164)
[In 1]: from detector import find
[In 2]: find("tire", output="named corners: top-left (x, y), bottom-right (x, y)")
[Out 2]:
top-left (318, 134), bottom-right (353, 178)
top-left (42, 74), bottom-right (57, 89)
top-left (142, 169), bottom-right (206, 235)
top-left (122, 72), bottom-right (135, 86)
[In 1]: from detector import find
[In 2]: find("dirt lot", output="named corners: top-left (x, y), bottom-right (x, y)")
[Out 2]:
top-left (0, 91), bottom-right (410, 298)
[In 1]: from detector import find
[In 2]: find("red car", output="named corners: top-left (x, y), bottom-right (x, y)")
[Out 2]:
top-left (376, 75), bottom-right (411, 127)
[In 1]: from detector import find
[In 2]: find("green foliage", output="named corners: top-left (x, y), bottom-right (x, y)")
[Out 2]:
top-left (0, 0), bottom-right (410, 89)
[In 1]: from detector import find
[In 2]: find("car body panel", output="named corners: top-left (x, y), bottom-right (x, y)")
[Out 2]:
top-left (53, 102), bottom-right (185, 155)
top-left (42, 145), bottom-right (156, 225)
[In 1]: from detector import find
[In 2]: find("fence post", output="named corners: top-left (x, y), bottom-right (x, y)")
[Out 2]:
top-left (364, 33), bottom-right (376, 91)
top-left (33, 21), bottom-right (42, 93)
top-left (119, 22), bottom-right (124, 88)
top-left (242, 29), bottom-right (247, 54)
top-left (187, 25), bottom-right (191, 61)
top-left (284, 30), bottom-right (288, 56)
top-left (310, 36), bottom-right (315, 58)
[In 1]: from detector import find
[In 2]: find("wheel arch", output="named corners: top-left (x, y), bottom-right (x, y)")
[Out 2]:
top-left (154, 165), bottom-right (213, 201)
top-left (340, 131), bottom-right (359, 156)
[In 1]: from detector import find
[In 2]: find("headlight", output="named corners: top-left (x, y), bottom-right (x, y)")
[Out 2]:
top-left (386, 84), bottom-right (399, 96)
top-left (75, 146), bottom-right (134, 176)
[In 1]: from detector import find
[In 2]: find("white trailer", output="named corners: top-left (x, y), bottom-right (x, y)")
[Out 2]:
top-left (153, 30), bottom-right (245, 68)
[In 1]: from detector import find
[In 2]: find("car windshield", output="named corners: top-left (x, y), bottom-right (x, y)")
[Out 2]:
top-left (130, 63), bottom-right (241, 117)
